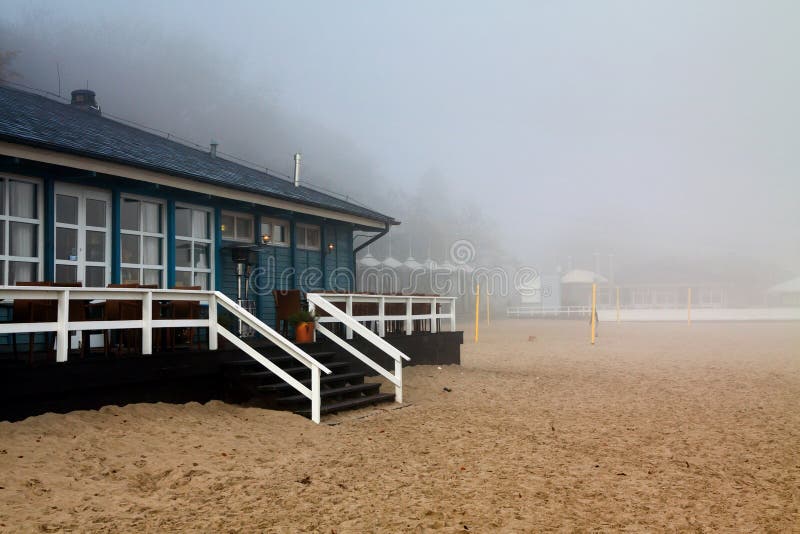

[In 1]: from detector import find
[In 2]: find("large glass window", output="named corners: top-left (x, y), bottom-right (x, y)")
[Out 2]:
top-left (260, 217), bottom-right (289, 247)
top-left (221, 211), bottom-right (253, 243)
top-left (175, 205), bottom-right (213, 289)
top-left (120, 196), bottom-right (165, 287)
top-left (296, 223), bottom-right (320, 251)
top-left (0, 176), bottom-right (41, 284)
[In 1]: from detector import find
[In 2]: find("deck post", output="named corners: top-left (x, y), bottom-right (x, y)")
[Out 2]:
top-left (142, 290), bottom-right (152, 355)
top-left (405, 296), bottom-right (412, 335)
top-left (430, 297), bottom-right (438, 333)
top-left (394, 358), bottom-right (403, 404)
top-left (311, 366), bottom-right (321, 424)
top-left (449, 299), bottom-right (456, 332)
top-left (56, 289), bottom-right (69, 362)
top-left (208, 293), bottom-right (218, 350)
top-left (345, 295), bottom-right (353, 340)
top-left (378, 296), bottom-right (386, 337)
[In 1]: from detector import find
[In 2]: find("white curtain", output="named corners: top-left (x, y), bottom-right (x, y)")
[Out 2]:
top-left (10, 222), bottom-right (35, 257)
top-left (192, 210), bottom-right (208, 238)
top-left (9, 181), bottom-right (35, 219)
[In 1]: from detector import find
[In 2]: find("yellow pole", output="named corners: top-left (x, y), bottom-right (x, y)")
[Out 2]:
top-left (616, 286), bottom-right (620, 323)
top-left (474, 283), bottom-right (480, 343)
top-left (486, 287), bottom-right (490, 325)
top-left (591, 283), bottom-right (596, 345)
top-left (688, 287), bottom-right (692, 326)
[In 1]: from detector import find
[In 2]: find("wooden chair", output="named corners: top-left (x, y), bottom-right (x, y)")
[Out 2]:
top-left (272, 289), bottom-right (302, 337)
top-left (104, 283), bottom-right (140, 356)
top-left (167, 286), bottom-right (201, 351)
top-left (12, 281), bottom-right (55, 364)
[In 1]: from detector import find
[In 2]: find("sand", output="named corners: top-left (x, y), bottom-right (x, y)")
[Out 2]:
top-left (1, 320), bottom-right (798, 532)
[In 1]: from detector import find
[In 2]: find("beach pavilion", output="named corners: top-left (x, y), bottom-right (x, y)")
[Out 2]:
top-left (0, 85), bottom-right (461, 423)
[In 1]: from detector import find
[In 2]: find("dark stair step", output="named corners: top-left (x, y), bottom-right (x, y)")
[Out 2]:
top-left (256, 372), bottom-right (365, 394)
top-left (278, 382), bottom-right (381, 405)
top-left (295, 392), bottom-right (396, 418)
top-left (222, 351), bottom-right (338, 370)
top-left (240, 361), bottom-right (350, 381)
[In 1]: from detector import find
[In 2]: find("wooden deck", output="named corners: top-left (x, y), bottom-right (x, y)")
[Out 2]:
top-left (0, 331), bottom-right (462, 422)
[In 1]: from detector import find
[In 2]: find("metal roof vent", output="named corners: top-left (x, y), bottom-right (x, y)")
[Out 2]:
top-left (70, 89), bottom-right (101, 116)
top-left (210, 140), bottom-right (218, 158)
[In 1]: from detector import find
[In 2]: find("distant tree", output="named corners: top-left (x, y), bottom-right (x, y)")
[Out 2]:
top-left (0, 50), bottom-right (20, 83)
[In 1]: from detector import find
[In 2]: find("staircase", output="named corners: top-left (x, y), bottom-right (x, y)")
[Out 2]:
top-left (222, 349), bottom-right (396, 418)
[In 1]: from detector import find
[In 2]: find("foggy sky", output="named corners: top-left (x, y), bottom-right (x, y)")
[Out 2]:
top-left (1, 0), bottom-right (798, 277)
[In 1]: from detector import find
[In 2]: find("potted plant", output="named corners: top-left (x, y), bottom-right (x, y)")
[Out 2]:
top-left (288, 310), bottom-right (317, 344)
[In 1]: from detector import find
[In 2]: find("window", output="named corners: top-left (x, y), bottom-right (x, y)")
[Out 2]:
top-left (175, 205), bottom-right (213, 289)
top-left (120, 196), bottom-right (165, 287)
top-left (0, 175), bottom-right (41, 284)
top-left (260, 218), bottom-right (290, 246)
top-left (220, 211), bottom-right (253, 243)
top-left (296, 223), bottom-right (320, 251)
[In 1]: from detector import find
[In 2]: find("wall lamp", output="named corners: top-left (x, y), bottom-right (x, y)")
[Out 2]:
top-left (327, 242), bottom-right (335, 253)
top-left (261, 233), bottom-right (271, 245)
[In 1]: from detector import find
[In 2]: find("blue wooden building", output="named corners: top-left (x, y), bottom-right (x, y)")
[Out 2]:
top-left (0, 85), bottom-right (396, 326)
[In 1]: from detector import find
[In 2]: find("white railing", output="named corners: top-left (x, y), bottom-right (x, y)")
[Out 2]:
top-left (308, 292), bottom-right (457, 339)
top-left (507, 306), bottom-right (591, 318)
top-left (307, 293), bottom-right (430, 404)
top-left (0, 286), bottom-right (332, 423)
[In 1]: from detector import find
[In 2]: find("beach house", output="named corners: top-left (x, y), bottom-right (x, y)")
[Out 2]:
top-left (0, 85), bottom-right (461, 423)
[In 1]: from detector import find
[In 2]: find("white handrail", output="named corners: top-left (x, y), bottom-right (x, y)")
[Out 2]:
top-left (311, 293), bottom-right (457, 337)
top-left (0, 286), bottom-right (331, 424)
top-left (307, 293), bottom-right (412, 404)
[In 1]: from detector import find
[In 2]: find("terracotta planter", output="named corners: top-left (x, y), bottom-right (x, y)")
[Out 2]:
top-left (294, 322), bottom-right (315, 344)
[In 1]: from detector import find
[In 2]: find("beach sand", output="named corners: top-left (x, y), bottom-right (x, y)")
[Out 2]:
top-left (1, 320), bottom-right (798, 532)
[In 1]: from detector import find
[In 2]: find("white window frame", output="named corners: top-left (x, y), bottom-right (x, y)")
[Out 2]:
top-left (260, 217), bottom-right (290, 247)
top-left (120, 194), bottom-right (167, 287)
top-left (296, 222), bottom-right (321, 251)
top-left (175, 203), bottom-right (214, 290)
top-left (53, 182), bottom-right (110, 287)
top-left (220, 210), bottom-right (254, 243)
top-left (0, 173), bottom-right (43, 284)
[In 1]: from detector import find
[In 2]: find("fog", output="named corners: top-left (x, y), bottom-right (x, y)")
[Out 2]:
top-left (1, 0), bottom-right (798, 290)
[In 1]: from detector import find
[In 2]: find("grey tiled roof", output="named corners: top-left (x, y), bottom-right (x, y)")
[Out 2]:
top-left (0, 85), bottom-right (394, 225)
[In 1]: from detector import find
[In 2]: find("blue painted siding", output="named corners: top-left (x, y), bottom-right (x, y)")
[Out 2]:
top-left (0, 160), bottom-right (364, 334)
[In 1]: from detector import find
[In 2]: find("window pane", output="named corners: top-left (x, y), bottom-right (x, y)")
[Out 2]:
top-left (175, 207), bottom-right (191, 237)
top-left (176, 240), bottom-right (192, 268)
top-left (121, 198), bottom-right (140, 231)
top-left (10, 261), bottom-right (36, 284)
top-left (10, 222), bottom-right (37, 257)
top-left (85, 266), bottom-right (105, 288)
top-left (274, 224), bottom-right (285, 243)
top-left (193, 272), bottom-right (209, 290)
top-left (194, 243), bottom-right (209, 269)
top-left (0, 260), bottom-right (4, 284)
top-left (306, 227), bottom-right (320, 248)
top-left (142, 202), bottom-right (161, 233)
top-left (175, 271), bottom-right (192, 287)
top-left (9, 181), bottom-right (36, 219)
top-left (221, 214), bottom-right (235, 239)
top-left (0, 220), bottom-right (5, 255)
top-left (260, 222), bottom-right (271, 240)
top-left (192, 210), bottom-right (209, 239)
top-left (86, 199), bottom-right (106, 228)
top-left (0, 181), bottom-right (5, 215)
top-left (86, 230), bottom-right (105, 262)
top-left (143, 237), bottom-right (162, 265)
top-left (236, 217), bottom-right (252, 240)
top-left (143, 269), bottom-right (161, 287)
top-left (121, 267), bottom-right (140, 284)
top-left (56, 194), bottom-right (78, 225)
top-left (121, 234), bottom-right (140, 264)
top-left (55, 264), bottom-right (77, 284)
top-left (56, 228), bottom-right (77, 261)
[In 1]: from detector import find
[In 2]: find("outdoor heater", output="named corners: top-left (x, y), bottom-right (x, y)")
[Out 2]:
top-left (230, 245), bottom-right (258, 337)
